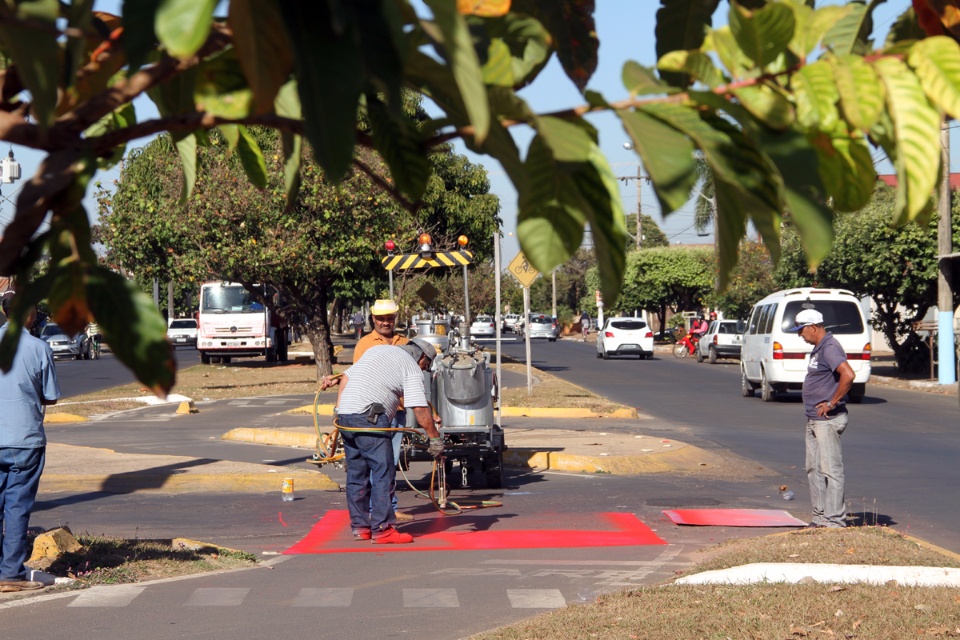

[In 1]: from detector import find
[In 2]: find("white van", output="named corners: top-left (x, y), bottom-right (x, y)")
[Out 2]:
top-left (740, 288), bottom-right (871, 403)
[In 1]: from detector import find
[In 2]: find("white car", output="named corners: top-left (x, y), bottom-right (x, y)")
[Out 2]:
top-left (167, 318), bottom-right (199, 348)
top-left (470, 315), bottom-right (496, 338)
top-left (41, 323), bottom-right (91, 359)
top-left (503, 313), bottom-right (520, 332)
top-left (596, 317), bottom-right (654, 359)
top-left (696, 319), bottom-right (745, 364)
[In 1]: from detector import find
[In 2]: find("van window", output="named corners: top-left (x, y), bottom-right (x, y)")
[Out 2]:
top-left (761, 303), bottom-right (777, 333)
top-left (748, 306), bottom-right (762, 334)
top-left (781, 300), bottom-right (864, 334)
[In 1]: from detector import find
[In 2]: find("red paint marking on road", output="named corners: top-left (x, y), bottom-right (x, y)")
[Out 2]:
top-left (278, 512), bottom-right (288, 527)
top-left (283, 510), bottom-right (665, 555)
top-left (663, 508), bottom-right (806, 527)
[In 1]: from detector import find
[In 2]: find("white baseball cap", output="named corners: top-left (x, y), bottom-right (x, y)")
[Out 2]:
top-left (787, 309), bottom-right (824, 332)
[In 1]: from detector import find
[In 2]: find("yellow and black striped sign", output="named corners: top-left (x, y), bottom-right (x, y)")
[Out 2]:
top-left (382, 250), bottom-right (474, 271)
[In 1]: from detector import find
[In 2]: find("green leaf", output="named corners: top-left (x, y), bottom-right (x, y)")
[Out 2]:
top-left (731, 83), bottom-right (795, 130)
top-left (87, 265), bottom-right (175, 397)
top-left (228, 0), bottom-right (294, 114)
top-left (536, 116), bottom-right (593, 163)
top-left (425, 0), bottom-right (490, 143)
top-left (155, 0), bottom-right (217, 59)
top-left (0, 0), bottom-right (61, 131)
top-left (481, 14), bottom-right (551, 89)
top-left (790, 4), bottom-right (850, 59)
top-left (274, 80), bottom-right (302, 207)
top-left (622, 61), bottom-right (672, 96)
top-left (367, 96), bottom-right (430, 200)
top-left (618, 108), bottom-right (698, 213)
top-left (194, 48), bottom-right (253, 119)
top-left (823, 0), bottom-right (886, 56)
top-left (790, 60), bottom-right (839, 130)
top-left (220, 123), bottom-right (240, 154)
top-left (655, 0), bottom-right (721, 87)
top-left (812, 129), bottom-right (876, 212)
top-left (483, 40), bottom-right (515, 87)
top-left (512, 0), bottom-right (598, 92)
top-left (122, 0), bottom-right (162, 72)
top-left (908, 36), bottom-right (960, 120)
top-left (830, 54), bottom-right (884, 131)
top-left (711, 178), bottom-right (750, 289)
top-left (886, 7), bottom-right (926, 47)
top-left (279, 3), bottom-right (363, 183)
top-left (236, 126), bottom-right (268, 189)
top-left (756, 127), bottom-right (834, 270)
top-left (873, 56), bottom-right (942, 226)
top-left (657, 50), bottom-right (724, 88)
top-left (705, 26), bottom-right (749, 79)
top-left (174, 133), bottom-right (197, 202)
top-left (729, 1), bottom-right (796, 68)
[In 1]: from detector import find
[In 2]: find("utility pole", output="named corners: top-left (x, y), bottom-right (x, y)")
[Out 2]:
top-left (635, 164), bottom-right (642, 250)
top-left (937, 119), bottom-right (956, 385)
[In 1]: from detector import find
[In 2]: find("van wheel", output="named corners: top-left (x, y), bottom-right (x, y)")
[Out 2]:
top-left (760, 368), bottom-right (776, 402)
top-left (741, 367), bottom-right (755, 398)
top-left (709, 347), bottom-right (718, 365)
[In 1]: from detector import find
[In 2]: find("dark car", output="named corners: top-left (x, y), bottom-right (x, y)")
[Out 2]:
top-left (654, 327), bottom-right (680, 344)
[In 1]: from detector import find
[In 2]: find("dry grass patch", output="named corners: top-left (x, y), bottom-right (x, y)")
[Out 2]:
top-left (34, 534), bottom-right (258, 589)
top-left (498, 363), bottom-right (629, 412)
top-left (473, 527), bottom-right (960, 640)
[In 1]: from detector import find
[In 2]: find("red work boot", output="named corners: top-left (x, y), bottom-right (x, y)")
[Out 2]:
top-left (372, 527), bottom-right (413, 544)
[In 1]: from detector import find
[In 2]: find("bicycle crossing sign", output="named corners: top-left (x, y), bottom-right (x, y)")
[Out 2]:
top-left (507, 251), bottom-right (539, 288)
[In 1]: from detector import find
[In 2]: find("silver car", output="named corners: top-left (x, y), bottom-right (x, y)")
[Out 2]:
top-left (527, 314), bottom-right (558, 341)
top-left (41, 322), bottom-right (91, 360)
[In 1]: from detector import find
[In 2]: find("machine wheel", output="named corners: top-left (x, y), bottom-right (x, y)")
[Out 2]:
top-left (760, 368), bottom-right (776, 402)
top-left (741, 366), bottom-right (755, 398)
top-left (709, 347), bottom-right (718, 364)
top-left (696, 347), bottom-right (705, 363)
top-left (201, 352), bottom-right (211, 365)
top-left (673, 344), bottom-right (688, 359)
top-left (484, 450), bottom-right (504, 489)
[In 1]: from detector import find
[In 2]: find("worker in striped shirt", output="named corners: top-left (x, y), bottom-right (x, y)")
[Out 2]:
top-left (327, 339), bottom-right (444, 544)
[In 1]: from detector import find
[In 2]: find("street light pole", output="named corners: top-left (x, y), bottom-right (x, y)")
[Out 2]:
top-left (635, 164), bottom-right (642, 251)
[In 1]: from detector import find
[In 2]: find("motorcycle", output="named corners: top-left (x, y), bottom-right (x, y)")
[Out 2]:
top-left (672, 332), bottom-right (703, 359)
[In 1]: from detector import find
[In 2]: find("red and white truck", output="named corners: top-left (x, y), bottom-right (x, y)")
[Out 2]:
top-left (196, 282), bottom-right (289, 365)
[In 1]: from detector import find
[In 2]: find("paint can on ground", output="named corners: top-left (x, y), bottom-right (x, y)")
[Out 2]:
top-left (281, 477), bottom-right (295, 502)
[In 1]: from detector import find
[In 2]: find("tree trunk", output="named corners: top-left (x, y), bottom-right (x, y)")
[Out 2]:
top-left (306, 288), bottom-right (335, 381)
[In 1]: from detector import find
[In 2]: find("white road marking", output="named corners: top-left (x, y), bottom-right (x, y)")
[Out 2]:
top-left (506, 588), bottom-right (566, 609)
top-left (68, 585), bottom-right (145, 607)
top-left (185, 587), bottom-right (249, 606)
top-left (292, 588), bottom-right (354, 607)
top-left (402, 588), bottom-right (459, 608)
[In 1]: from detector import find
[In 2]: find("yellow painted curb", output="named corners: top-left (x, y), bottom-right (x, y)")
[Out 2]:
top-left (499, 406), bottom-right (637, 419)
top-left (44, 413), bottom-right (87, 424)
top-left (287, 404), bottom-right (335, 416)
top-left (503, 444), bottom-right (765, 476)
top-left (222, 427), bottom-right (317, 449)
top-left (176, 400), bottom-right (199, 414)
top-left (39, 471), bottom-right (338, 494)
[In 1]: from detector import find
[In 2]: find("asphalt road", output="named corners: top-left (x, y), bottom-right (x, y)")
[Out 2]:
top-left (53, 347), bottom-right (199, 397)
top-left (495, 336), bottom-right (960, 553)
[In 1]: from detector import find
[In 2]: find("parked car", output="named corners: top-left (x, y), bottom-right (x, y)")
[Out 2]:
top-left (597, 317), bottom-right (654, 359)
top-left (41, 322), bottom-right (91, 360)
top-left (741, 287), bottom-right (871, 403)
top-left (470, 314), bottom-right (496, 338)
top-left (527, 314), bottom-right (558, 341)
top-left (696, 319), bottom-right (746, 364)
top-left (503, 313), bottom-right (520, 333)
top-left (654, 327), bottom-right (680, 343)
top-left (168, 318), bottom-right (199, 348)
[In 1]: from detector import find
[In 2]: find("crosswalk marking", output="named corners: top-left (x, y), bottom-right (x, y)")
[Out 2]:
top-left (185, 588), bottom-right (249, 606)
top-left (68, 585), bottom-right (145, 607)
top-left (507, 589), bottom-right (566, 609)
top-left (402, 588), bottom-right (459, 608)
top-left (292, 588), bottom-right (354, 607)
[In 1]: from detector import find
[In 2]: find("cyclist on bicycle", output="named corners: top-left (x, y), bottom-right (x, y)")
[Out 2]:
top-left (85, 322), bottom-right (102, 358)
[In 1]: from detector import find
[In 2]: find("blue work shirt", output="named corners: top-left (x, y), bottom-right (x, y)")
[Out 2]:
top-left (0, 323), bottom-right (61, 448)
top-left (801, 332), bottom-right (848, 420)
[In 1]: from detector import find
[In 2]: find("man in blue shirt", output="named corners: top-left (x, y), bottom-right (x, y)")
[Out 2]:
top-left (0, 295), bottom-right (60, 592)
top-left (788, 308), bottom-right (855, 529)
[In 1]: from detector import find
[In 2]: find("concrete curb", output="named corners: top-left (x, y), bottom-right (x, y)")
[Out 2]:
top-left (222, 427), bottom-right (319, 448)
top-left (39, 471), bottom-right (338, 494)
top-left (675, 562), bottom-right (960, 587)
top-left (44, 413), bottom-right (87, 424)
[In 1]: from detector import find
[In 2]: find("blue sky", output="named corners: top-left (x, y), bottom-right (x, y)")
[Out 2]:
top-left (2, 0), bottom-right (955, 262)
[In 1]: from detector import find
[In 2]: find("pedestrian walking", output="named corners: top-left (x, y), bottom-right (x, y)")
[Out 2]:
top-left (324, 340), bottom-right (444, 543)
top-left (0, 295), bottom-right (61, 592)
top-left (788, 308), bottom-right (855, 529)
top-left (351, 310), bottom-right (365, 340)
top-left (580, 311), bottom-right (590, 341)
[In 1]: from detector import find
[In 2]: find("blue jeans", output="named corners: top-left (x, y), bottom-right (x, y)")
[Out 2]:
top-left (372, 413), bottom-right (405, 512)
top-left (339, 413), bottom-right (395, 534)
top-left (0, 446), bottom-right (45, 580)
top-left (806, 413), bottom-right (848, 528)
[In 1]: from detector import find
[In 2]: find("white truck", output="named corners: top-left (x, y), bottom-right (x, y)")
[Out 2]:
top-left (196, 282), bottom-right (290, 365)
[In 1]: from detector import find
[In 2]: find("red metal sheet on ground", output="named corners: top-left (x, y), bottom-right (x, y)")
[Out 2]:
top-left (284, 510), bottom-right (666, 554)
top-left (663, 509), bottom-right (807, 527)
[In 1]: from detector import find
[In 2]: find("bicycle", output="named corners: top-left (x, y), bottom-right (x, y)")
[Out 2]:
top-left (90, 335), bottom-right (101, 360)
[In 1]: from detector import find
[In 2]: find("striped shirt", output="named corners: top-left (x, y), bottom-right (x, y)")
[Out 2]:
top-left (339, 345), bottom-right (428, 420)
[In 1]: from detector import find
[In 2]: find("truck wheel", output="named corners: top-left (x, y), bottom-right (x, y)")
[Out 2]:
top-left (709, 347), bottom-right (718, 365)
top-left (265, 347), bottom-right (276, 363)
top-left (201, 352), bottom-right (210, 365)
top-left (222, 356), bottom-right (231, 364)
